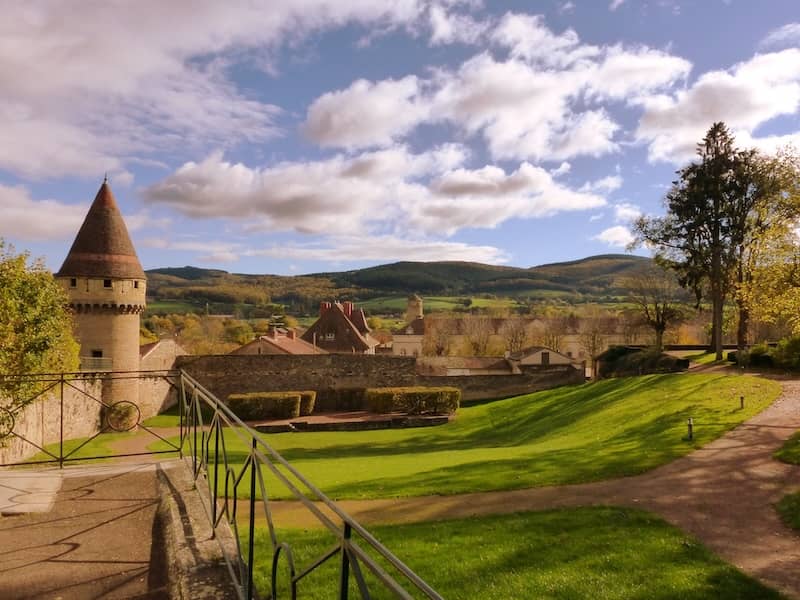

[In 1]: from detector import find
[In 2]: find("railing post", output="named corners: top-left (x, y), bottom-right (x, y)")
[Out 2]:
top-left (212, 415), bottom-right (220, 527)
top-left (247, 437), bottom-right (257, 600)
top-left (59, 373), bottom-right (65, 469)
top-left (339, 523), bottom-right (352, 600)
top-left (179, 374), bottom-right (185, 458)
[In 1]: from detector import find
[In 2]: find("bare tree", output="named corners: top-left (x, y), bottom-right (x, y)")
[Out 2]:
top-left (423, 317), bottom-right (455, 356)
top-left (462, 314), bottom-right (494, 356)
top-left (623, 265), bottom-right (685, 351)
top-left (499, 317), bottom-right (529, 354)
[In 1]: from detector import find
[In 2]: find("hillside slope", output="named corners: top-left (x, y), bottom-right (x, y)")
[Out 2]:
top-left (145, 254), bottom-right (652, 313)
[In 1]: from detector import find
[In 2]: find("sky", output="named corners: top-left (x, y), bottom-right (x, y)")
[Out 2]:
top-left (2, 1), bottom-right (800, 276)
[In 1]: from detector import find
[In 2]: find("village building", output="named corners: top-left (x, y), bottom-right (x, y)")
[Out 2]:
top-left (508, 346), bottom-right (575, 367)
top-left (230, 327), bottom-right (326, 355)
top-left (301, 301), bottom-right (379, 354)
top-left (392, 295), bottom-right (425, 357)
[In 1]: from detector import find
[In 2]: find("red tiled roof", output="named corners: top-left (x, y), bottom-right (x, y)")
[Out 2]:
top-left (57, 180), bottom-right (145, 279)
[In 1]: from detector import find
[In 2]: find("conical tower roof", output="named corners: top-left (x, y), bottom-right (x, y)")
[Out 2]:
top-left (57, 179), bottom-right (145, 279)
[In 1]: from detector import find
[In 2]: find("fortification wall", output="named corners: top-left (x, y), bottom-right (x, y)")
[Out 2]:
top-left (176, 355), bottom-right (583, 405)
top-left (176, 354), bottom-right (418, 402)
top-left (0, 378), bottom-right (104, 464)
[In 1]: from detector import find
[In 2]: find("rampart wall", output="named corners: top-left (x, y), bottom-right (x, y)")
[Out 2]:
top-left (176, 355), bottom-right (584, 404)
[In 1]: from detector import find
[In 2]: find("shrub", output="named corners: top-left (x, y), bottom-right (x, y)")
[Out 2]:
top-left (748, 343), bottom-right (774, 367)
top-left (365, 387), bottom-right (460, 415)
top-left (298, 391), bottom-right (316, 416)
top-left (772, 337), bottom-right (800, 370)
top-left (227, 392), bottom-right (301, 420)
top-left (598, 347), bottom-right (688, 378)
top-left (315, 388), bottom-right (366, 412)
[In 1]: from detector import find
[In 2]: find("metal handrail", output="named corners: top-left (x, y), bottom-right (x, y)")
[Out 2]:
top-left (178, 370), bottom-right (443, 600)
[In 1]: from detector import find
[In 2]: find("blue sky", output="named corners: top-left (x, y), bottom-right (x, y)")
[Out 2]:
top-left (2, 0), bottom-right (800, 275)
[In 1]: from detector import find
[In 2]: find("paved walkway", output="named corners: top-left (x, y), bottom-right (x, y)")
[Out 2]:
top-left (0, 463), bottom-right (169, 599)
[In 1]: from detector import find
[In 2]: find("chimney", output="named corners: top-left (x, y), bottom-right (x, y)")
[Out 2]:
top-left (287, 329), bottom-right (296, 340)
top-left (320, 301), bottom-right (331, 316)
top-left (343, 301), bottom-right (353, 318)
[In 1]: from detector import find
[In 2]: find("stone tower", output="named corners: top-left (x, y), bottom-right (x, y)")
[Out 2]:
top-left (404, 294), bottom-right (423, 323)
top-left (56, 178), bottom-right (146, 403)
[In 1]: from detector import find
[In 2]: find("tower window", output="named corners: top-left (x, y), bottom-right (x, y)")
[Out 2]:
top-left (133, 281), bottom-right (139, 289)
top-left (69, 278), bottom-right (77, 288)
top-left (91, 350), bottom-right (103, 358)
top-left (103, 279), bottom-right (112, 288)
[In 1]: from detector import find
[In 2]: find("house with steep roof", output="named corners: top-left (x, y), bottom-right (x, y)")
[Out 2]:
top-left (508, 346), bottom-right (575, 367)
top-left (230, 327), bottom-right (326, 355)
top-left (301, 301), bottom-right (379, 354)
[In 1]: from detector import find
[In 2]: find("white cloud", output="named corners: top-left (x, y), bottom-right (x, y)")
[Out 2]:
top-left (609, 0), bottom-right (626, 11)
top-left (143, 146), bottom-right (605, 239)
top-left (760, 23), bottom-right (800, 50)
top-left (141, 238), bottom-right (242, 263)
top-left (0, 184), bottom-right (86, 240)
top-left (558, 2), bottom-right (576, 15)
top-left (613, 202), bottom-right (642, 222)
top-left (304, 14), bottom-right (689, 162)
top-left (594, 225), bottom-right (634, 247)
top-left (637, 49), bottom-right (800, 163)
top-left (581, 174), bottom-right (623, 193)
top-left (303, 77), bottom-right (428, 149)
top-left (588, 46), bottom-right (691, 101)
top-left (428, 3), bottom-right (489, 45)
top-left (0, 1), bottom-right (427, 178)
top-left (491, 13), bottom-right (598, 68)
top-left (421, 162), bottom-right (606, 234)
top-left (246, 234), bottom-right (510, 264)
top-left (551, 162), bottom-right (571, 177)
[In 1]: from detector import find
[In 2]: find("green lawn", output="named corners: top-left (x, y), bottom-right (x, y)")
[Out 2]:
top-left (774, 431), bottom-right (800, 465)
top-left (685, 352), bottom-right (728, 366)
top-left (777, 492), bottom-right (800, 531)
top-left (252, 508), bottom-right (782, 599)
top-left (25, 431), bottom-right (133, 464)
top-left (153, 373), bottom-right (779, 500)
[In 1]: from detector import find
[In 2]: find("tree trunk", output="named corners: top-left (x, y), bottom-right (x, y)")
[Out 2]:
top-left (737, 305), bottom-right (749, 360)
top-left (654, 328), bottom-right (664, 353)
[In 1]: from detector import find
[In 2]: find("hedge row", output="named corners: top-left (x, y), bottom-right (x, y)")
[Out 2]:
top-left (226, 390), bottom-right (316, 421)
top-left (364, 386), bottom-right (460, 415)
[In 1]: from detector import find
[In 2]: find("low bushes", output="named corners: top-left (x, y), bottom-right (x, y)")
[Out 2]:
top-left (227, 392), bottom-right (301, 420)
top-left (226, 390), bottom-right (316, 420)
top-left (314, 388), bottom-right (366, 412)
top-left (598, 347), bottom-right (689, 378)
top-left (298, 391), bottom-right (316, 416)
top-left (365, 386), bottom-right (460, 415)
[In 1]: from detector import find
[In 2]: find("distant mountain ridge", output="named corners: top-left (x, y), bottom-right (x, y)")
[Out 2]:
top-left (146, 254), bottom-right (652, 312)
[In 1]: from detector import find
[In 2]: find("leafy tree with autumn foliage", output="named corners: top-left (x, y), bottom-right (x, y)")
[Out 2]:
top-left (635, 123), bottom-right (800, 359)
top-left (0, 240), bottom-right (79, 404)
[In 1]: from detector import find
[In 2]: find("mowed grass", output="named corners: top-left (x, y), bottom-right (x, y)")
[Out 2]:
top-left (774, 431), bottom-right (800, 465)
top-left (777, 492), bottom-right (800, 531)
top-left (252, 508), bottom-right (782, 599)
top-left (24, 431), bottom-right (133, 464)
top-left (153, 373), bottom-right (779, 500)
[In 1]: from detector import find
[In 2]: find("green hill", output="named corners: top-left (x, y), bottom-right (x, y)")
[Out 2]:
top-left (144, 254), bottom-right (652, 315)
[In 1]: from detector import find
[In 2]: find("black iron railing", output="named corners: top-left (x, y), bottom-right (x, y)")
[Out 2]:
top-left (0, 370), bottom-right (182, 467)
top-left (178, 371), bottom-right (442, 600)
top-left (0, 370), bottom-right (442, 599)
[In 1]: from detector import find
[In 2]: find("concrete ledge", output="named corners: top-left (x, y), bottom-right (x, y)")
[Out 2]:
top-left (157, 461), bottom-right (240, 599)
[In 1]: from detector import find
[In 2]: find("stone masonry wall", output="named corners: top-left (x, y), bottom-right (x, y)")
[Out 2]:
top-left (176, 355), bottom-right (584, 405)
top-left (0, 378), bottom-right (104, 464)
top-left (176, 354), bottom-right (418, 402)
